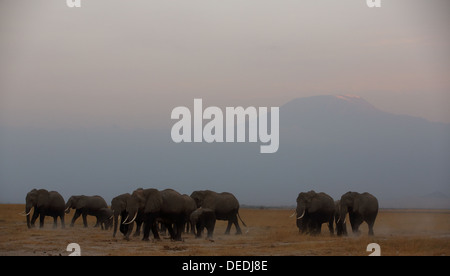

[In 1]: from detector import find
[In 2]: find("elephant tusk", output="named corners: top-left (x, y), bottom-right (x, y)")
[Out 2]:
top-left (289, 210), bottom-right (296, 217)
top-left (18, 210), bottom-right (32, 216)
top-left (122, 215), bottom-right (129, 224)
top-left (297, 210), bottom-right (305, 220)
top-left (64, 207), bottom-right (71, 212)
top-left (123, 213), bottom-right (137, 225)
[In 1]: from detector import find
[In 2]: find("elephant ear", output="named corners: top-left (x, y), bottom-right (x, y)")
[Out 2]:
top-left (144, 189), bottom-right (163, 213)
top-left (75, 196), bottom-right (87, 209)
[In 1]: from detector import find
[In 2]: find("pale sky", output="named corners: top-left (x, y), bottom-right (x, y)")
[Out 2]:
top-left (1, 0), bottom-right (449, 129)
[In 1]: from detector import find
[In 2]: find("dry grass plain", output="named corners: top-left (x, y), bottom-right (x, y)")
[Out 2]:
top-left (1, 204), bottom-right (449, 256)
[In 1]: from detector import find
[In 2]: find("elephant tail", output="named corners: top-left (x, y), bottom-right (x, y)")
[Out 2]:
top-left (237, 212), bottom-right (247, 227)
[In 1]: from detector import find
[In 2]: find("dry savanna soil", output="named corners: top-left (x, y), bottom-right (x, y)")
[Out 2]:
top-left (1, 204), bottom-right (449, 256)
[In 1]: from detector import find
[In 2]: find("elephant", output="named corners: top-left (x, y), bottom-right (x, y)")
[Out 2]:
top-left (295, 190), bottom-right (334, 235)
top-left (190, 190), bottom-right (246, 235)
top-left (190, 207), bottom-right (216, 239)
top-left (338, 191), bottom-right (379, 236)
top-left (23, 189), bottom-right (65, 229)
top-left (123, 188), bottom-right (190, 241)
top-left (334, 200), bottom-right (347, 236)
top-left (65, 195), bottom-right (108, 228)
top-left (97, 207), bottom-right (113, 230)
top-left (111, 193), bottom-right (144, 239)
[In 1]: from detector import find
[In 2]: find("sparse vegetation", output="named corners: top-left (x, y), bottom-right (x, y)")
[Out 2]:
top-left (1, 205), bottom-right (449, 256)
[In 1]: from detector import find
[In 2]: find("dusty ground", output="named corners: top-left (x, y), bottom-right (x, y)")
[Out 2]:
top-left (1, 204), bottom-right (449, 256)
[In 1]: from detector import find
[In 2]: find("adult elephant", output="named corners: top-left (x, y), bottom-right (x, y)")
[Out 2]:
top-left (190, 190), bottom-right (246, 235)
top-left (123, 188), bottom-right (188, 241)
top-left (22, 189), bottom-right (65, 229)
top-left (65, 195), bottom-right (108, 228)
top-left (111, 193), bottom-right (144, 239)
top-left (296, 190), bottom-right (334, 235)
top-left (338, 192), bottom-right (379, 236)
top-left (334, 200), bottom-right (347, 236)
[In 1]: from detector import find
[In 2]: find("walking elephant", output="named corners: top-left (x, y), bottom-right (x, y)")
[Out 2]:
top-left (190, 190), bottom-right (246, 235)
top-left (338, 192), bottom-right (379, 236)
top-left (123, 188), bottom-right (190, 241)
top-left (296, 190), bottom-right (334, 235)
top-left (111, 193), bottom-right (144, 239)
top-left (23, 189), bottom-right (65, 229)
top-left (65, 195), bottom-right (108, 228)
top-left (190, 207), bottom-right (216, 239)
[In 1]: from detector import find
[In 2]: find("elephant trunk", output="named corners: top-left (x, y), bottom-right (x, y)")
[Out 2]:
top-left (338, 205), bottom-right (347, 224)
top-left (123, 210), bottom-right (137, 225)
top-left (25, 205), bottom-right (33, 228)
top-left (64, 201), bottom-right (72, 214)
top-left (297, 209), bottom-right (305, 220)
top-left (296, 205), bottom-right (306, 220)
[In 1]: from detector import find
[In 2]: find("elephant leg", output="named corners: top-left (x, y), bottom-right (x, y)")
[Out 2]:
top-left (82, 213), bottom-right (88, 228)
top-left (328, 219), bottom-right (334, 236)
top-left (133, 221), bottom-right (142, 237)
top-left (53, 216), bottom-right (58, 229)
top-left (232, 215), bottom-right (242, 235)
top-left (113, 215), bottom-right (119, 238)
top-left (39, 213), bottom-right (45, 228)
top-left (350, 213), bottom-right (363, 234)
top-left (30, 210), bottom-right (39, 227)
top-left (225, 220), bottom-right (232, 235)
top-left (177, 220), bottom-right (185, 241)
top-left (206, 221), bottom-right (215, 239)
top-left (367, 219), bottom-right (375, 236)
top-left (70, 210), bottom-right (82, 227)
top-left (151, 221), bottom-right (160, 240)
top-left (165, 223), bottom-right (177, 240)
top-left (94, 216), bottom-right (100, 228)
top-left (142, 216), bottom-right (158, 241)
top-left (124, 223), bottom-right (134, 241)
top-left (60, 215), bottom-right (65, 229)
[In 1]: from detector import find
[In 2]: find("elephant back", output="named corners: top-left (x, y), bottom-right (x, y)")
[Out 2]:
top-left (160, 189), bottom-right (185, 214)
top-left (48, 191), bottom-right (66, 211)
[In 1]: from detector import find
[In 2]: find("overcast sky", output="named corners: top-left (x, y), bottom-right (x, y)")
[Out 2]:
top-left (0, 1), bottom-right (449, 205)
top-left (1, 0), bottom-right (449, 130)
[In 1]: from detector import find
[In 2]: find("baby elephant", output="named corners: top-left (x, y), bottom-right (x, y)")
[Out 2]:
top-left (190, 207), bottom-right (216, 239)
top-left (97, 208), bottom-right (113, 230)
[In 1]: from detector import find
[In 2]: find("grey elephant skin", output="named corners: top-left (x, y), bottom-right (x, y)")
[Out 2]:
top-left (97, 207), bottom-right (113, 230)
top-left (296, 190), bottom-right (334, 235)
top-left (339, 191), bottom-right (379, 236)
top-left (24, 189), bottom-right (65, 229)
top-left (125, 188), bottom-right (193, 241)
top-left (190, 207), bottom-right (216, 239)
top-left (181, 194), bottom-right (197, 234)
top-left (111, 193), bottom-right (144, 239)
top-left (190, 190), bottom-right (246, 235)
top-left (65, 195), bottom-right (108, 228)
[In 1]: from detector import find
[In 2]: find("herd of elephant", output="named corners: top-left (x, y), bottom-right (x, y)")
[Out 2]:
top-left (21, 188), bottom-right (245, 240)
top-left (21, 188), bottom-right (379, 242)
top-left (295, 190), bottom-right (379, 236)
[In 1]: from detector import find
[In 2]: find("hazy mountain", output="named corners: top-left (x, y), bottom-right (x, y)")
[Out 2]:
top-left (275, 95), bottom-right (450, 207)
top-left (1, 95), bottom-right (449, 208)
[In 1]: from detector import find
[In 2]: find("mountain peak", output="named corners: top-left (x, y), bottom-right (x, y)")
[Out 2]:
top-left (281, 94), bottom-right (379, 116)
